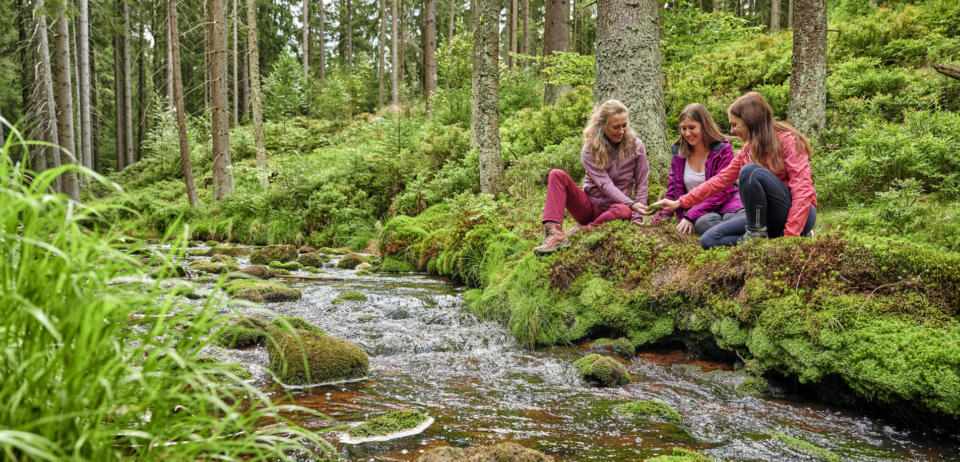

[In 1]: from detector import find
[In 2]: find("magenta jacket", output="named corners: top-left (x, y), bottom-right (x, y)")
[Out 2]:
top-left (657, 140), bottom-right (743, 223)
top-left (582, 138), bottom-right (650, 223)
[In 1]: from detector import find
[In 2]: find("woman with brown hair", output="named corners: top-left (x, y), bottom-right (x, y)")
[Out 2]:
top-left (652, 92), bottom-right (817, 248)
top-left (655, 103), bottom-right (743, 235)
top-left (533, 99), bottom-right (650, 255)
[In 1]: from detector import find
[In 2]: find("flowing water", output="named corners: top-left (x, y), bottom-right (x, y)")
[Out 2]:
top-left (183, 247), bottom-right (960, 461)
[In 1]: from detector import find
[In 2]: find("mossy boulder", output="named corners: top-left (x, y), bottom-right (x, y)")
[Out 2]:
top-left (210, 253), bottom-right (238, 265)
top-left (266, 328), bottom-right (368, 385)
top-left (615, 400), bottom-right (682, 422)
top-left (189, 260), bottom-right (236, 274)
top-left (206, 246), bottom-right (251, 257)
top-left (736, 376), bottom-right (770, 397)
top-left (249, 245), bottom-right (297, 265)
top-left (216, 315), bottom-right (269, 348)
top-left (229, 265), bottom-right (274, 280)
top-left (589, 337), bottom-right (635, 359)
top-left (416, 442), bottom-right (553, 462)
top-left (573, 354), bottom-right (631, 386)
top-left (297, 252), bottom-right (328, 268)
top-left (298, 245), bottom-right (317, 254)
top-left (318, 246), bottom-right (348, 255)
top-left (204, 240), bottom-right (219, 246)
top-left (269, 260), bottom-right (304, 271)
top-left (268, 316), bottom-right (324, 336)
top-left (335, 253), bottom-right (365, 269)
top-left (345, 409), bottom-right (430, 438)
top-left (225, 279), bottom-right (301, 303)
top-left (331, 291), bottom-right (368, 305)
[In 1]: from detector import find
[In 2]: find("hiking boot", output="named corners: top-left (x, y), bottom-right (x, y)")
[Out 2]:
top-left (533, 222), bottom-right (571, 255)
top-left (738, 226), bottom-right (768, 245)
top-left (565, 225), bottom-right (582, 237)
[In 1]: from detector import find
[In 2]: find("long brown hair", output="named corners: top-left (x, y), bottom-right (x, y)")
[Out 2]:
top-left (675, 103), bottom-right (727, 159)
top-left (582, 100), bottom-right (637, 169)
top-left (728, 92), bottom-right (812, 172)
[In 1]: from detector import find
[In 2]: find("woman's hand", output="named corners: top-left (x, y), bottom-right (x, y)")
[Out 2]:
top-left (630, 202), bottom-right (652, 215)
top-left (652, 198), bottom-right (680, 211)
top-left (675, 218), bottom-right (694, 234)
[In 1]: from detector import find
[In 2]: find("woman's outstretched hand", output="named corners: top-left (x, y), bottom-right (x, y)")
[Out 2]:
top-left (651, 198), bottom-right (680, 211)
top-left (630, 202), bottom-right (653, 216)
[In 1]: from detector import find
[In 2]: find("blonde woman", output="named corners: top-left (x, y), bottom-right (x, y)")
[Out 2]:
top-left (533, 100), bottom-right (650, 255)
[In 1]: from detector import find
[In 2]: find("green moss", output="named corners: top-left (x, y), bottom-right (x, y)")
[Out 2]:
top-left (615, 400), bottom-right (682, 422)
top-left (228, 265), bottom-right (274, 280)
top-left (643, 448), bottom-right (711, 462)
top-left (189, 260), bottom-right (236, 274)
top-left (225, 279), bottom-right (301, 303)
top-left (736, 376), bottom-right (770, 397)
top-left (268, 316), bottom-right (325, 336)
top-left (417, 443), bottom-right (552, 462)
top-left (769, 431), bottom-right (841, 462)
top-left (297, 252), bottom-right (329, 267)
top-left (269, 260), bottom-right (304, 271)
top-left (379, 256), bottom-right (415, 272)
top-left (205, 240), bottom-right (219, 246)
top-left (346, 409), bottom-right (430, 437)
top-left (591, 337), bottom-right (636, 358)
top-left (216, 316), bottom-right (269, 348)
top-left (266, 328), bottom-right (368, 385)
top-left (318, 247), bottom-right (348, 255)
top-left (573, 354), bottom-right (631, 387)
top-left (335, 253), bottom-right (365, 269)
top-left (206, 246), bottom-right (251, 257)
top-left (331, 291), bottom-right (368, 305)
top-left (249, 245), bottom-right (297, 265)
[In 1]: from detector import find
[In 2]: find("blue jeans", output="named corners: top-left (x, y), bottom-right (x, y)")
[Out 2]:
top-left (700, 163), bottom-right (815, 249)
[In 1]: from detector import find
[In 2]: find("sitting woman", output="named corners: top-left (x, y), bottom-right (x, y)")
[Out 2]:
top-left (655, 103), bottom-right (743, 235)
top-left (533, 99), bottom-right (650, 255)
top-left (652, 92), bottom-right (817, 249)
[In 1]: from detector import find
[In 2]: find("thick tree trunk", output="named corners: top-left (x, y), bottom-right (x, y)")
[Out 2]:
top-left (209, 0), bottom-right (234, 199)
top-left (233, 0), bottom-right (239, 126)
top-left (18, 0), bottom-right (31, 124)
top-left (168, 0), bottom-right (199, 207)
top-left (391, 0), bottom-right (399, 105)
top-left (425, 0), bottom-right (437, 111)
top-left (242, 41), bottom-right (250, 120)
top-left (378, 0), bottom-right (386, 106)
top-left (932, 63), bottom-right (960, 80)
top-left (303, 0), bottom-right (309, 78)
top-left (471, 0), bottom-right (504, 194)
top-left (521, 0), bottom-right (529, 57)
top-left (770, 0), bottom-right (780, 33)
top-left (787, 0), bottom-right (826, 139)
top-left (33, 1), bottom-right (58, 186)
top-left (510, 0), bottom-right (517, 67)
top-left (123, 0), bottom-right (134, 168)
top-left (78, 0), bottom-right (91, 174)
top-left (543, 0), bottom-right (570, 104)
top-left (247, 0), bottom-right (268, 186)
top-left (114, 36), bottom-right (125, 171)
top-left (55, 7), bottom-right (79, 200)
top-left (595, 0), bottom-right (670, 179)
top-left (787, 0), bottom-right (793, 28)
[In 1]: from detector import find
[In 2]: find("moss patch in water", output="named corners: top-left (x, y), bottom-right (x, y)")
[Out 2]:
top-left (736, 376), bottom-right (770, 397)
top-left (643, 447), bottom-right (710, 462)
top-left (573, 354), bottom-right (631, 386)
top-left (346, 409), bottom-right (429, 438)
top-left (331, 291), bottom-right (368, 305)
top-left (268, 316), bottom-right (324, 336)
top-left (266, 328), bottom-right (368, 385)
top-left (217, 315), bottom-right (269, 348)
top-left (225, 279), bottom-right (301, 303)
top-left (591, 337), bottom-right (636, 358)
top-left (269, 260), bottom-right (303, 271)
top-left (769, 431), bottom-right (841, 462)
top-left (188, 260), bottom-right (235, 274)
top-left (249, 245), bottom-right (297, 264)
top-left (615, 400), bottom-right (682, 422)
top-left (297, 252), bottom-right (328, 267)
top-left (416, 442), bottom-right (552, 461)
top-left (210, 254), bottom-right (238, 265)
top-left (335, 253), bottom-right (365, 269)
top-left (229, 265), bottom-right (274, 280)
top-left (206, 245), bottom-right (251, 257)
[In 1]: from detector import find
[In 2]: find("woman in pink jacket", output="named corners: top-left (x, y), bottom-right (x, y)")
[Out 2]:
top-left (533, 99), bottom-right (650, 255)
top-left (653, 92), bottom-right (817, 248)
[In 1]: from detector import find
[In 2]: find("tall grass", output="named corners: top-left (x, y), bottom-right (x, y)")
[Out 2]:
top-left (0, 126), bottom-right (335, 460)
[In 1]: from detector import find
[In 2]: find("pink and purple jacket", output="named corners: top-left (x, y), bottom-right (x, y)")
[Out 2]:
top-left (582, 138), bottom-right (650, 223)
top-left (657, 140), bottom-right (743, 224)
top-left (678, 130), bottom-right (818, 236)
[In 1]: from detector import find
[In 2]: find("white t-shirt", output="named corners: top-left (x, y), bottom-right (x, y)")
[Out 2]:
top-left (683, 159), bottom-right (706, 192)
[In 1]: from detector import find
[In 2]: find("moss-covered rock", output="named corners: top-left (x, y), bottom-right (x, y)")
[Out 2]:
top-left (643, 448), bottom-right (711, 462)
top-left (206, 246), bottom-right (251, 257)
top-left (225, 279), bottom-right (301, 303)
top-left (268, 316), bottom-right (325, 336)
top-left (210, 253), bottom-right (238, 265)
top-left (249, 245), bottom-right (297, 265)
top-left (189, 260), bottom-right (236, 274)
top-left (216, 315), bottom-right (269, 348)
top-left (297, 252), bottom-right (328, 267)
top-left (229, 265), bottom-right (274, 280)
top-left (331, 291), bottom-right (368, 305)
top-left (736, 376), bottom-right (770, 397)
top-left (416, 442), bottom-right (553, 462)
top-left (318, 247), bottom-right (348, 255)
top-left (335, 253), bottom-right (366, 269)
top-left (266, 328), bottom-right (368, 385)
top-left (573, 354), bottom-right (631, 386)
top-left (205, 240), bottom-right (219, 247)
top-left (346, 409), bottom-right (430, 438)
top-left (298, 245), bottom-right (317, 254)
top-left (615, 400), bottom-right (683, 422)
top-left (590, 337), bottom-right (635, 359)
top-left (269, 260), bottom-right (304, 271)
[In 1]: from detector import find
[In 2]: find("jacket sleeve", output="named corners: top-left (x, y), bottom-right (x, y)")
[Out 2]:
top-left (657, 156), bottom-right (682, 222)
top-left (683, 143), bottom-right (738, 223)
top-left (582, 145), bottom-right (633, 206)
top-left (630, 139), bottom-right (651, 223)
top-left (679, 147), bottom-right (745, 210)
top-left (781, 134), bottom-right (817, 236)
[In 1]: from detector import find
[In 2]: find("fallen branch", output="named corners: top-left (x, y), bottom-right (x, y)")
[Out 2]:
top-left (932, 63), bottom-right (960, 81)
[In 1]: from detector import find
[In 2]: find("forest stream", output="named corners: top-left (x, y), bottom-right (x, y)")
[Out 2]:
top-left (181, 245), bottom-right (960, 461)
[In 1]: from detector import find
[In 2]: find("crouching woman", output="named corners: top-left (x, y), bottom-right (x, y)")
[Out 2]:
top-left (533, 99), bottom-right (650, 255)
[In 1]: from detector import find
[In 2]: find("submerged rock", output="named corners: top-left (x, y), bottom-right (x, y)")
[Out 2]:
top-left (249, 245), bottom-right (297, 265)
top-left (331, 291), bottom-right (368, 305)
top-left (225, 279), bottom-right (301, 303)
top-left (266, 327), bottom-right (368, 385)
top-left (335, 253), bottom-right (365, 269)
top-left (416, 442), bottom-right (553, 461)
top-left (615, 400), bottom-right (682, 423)
top-left (297, 252), bottom-right (328, 268)
top-left (573, 354), bottom-right (631, 386)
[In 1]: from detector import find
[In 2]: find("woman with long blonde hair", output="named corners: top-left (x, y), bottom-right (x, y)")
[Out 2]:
top-left (533, 99), bottom-right (650, 255)
top-left (653, 92), bottom-right (817, 248)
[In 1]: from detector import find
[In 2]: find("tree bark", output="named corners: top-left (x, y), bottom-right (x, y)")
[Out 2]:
top-left (33, 0), bottom-right (58, 187)
top-left (932, 63), bottom-right (960, 81)
top-left (91, 49), bottom-right (100, 173)
top-left (318, 0), bottom-right (325, 82)
top-left (510, 0), bottom-right (517, 68)
top-left (114, 36), bottom-right (125, 171)
top-left (169, 0), bottom-right (199, 207)
top-left (543, 0), bottom-right (570, 104)
top-left (521, 0), bottom-right (529, 58)
top-left (595, 0), bottom-right (670, 179)
top-left (55, 6), bottom-right (79, 200)
top-left (123, 0), bottom-right (134, 168)
top-left (425, 0), bottom-right (437, 111)
top-left (242, 40), bottom-right (250, 120)
top-left (303, 0), bottom-right (310, 78)
top-left (787, 0), bottom-right (826, 140)
top-left (346, 0), bottom-right (352, 71)
top-left (787, 0), bottom-right (793, 28)
top-left (471, 0), bottom-right (504, 195)
top-left (233, 0), bottom-right (239, 126)
top-left (79, 0), bottom-right (92, 174)
top-left (770, 0), bottom-right (780, 33)
top-left (391, 0), bottom-right (399, 105)
top-left (209, 0), bottom-right (234, 199)
top-left (166, 0), bottom-right (174, 106)
top-left (378, 0), bottom-right (386, 106)
top-left (136, 18), bottom-right (146, 163)
top-left (247, 0), bottom-right (268, 186)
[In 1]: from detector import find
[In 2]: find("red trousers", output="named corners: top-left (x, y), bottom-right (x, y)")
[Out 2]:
top-left (541, 169), bottom-right (631, 228)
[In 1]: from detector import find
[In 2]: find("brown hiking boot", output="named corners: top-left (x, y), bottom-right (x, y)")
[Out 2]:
top-left (533, 222), bottom-right (571, 255)
top-left (565, 225), bottom-right (581, 237)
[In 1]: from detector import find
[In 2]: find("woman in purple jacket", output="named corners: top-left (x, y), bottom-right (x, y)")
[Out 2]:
top-left (655, 103), bottom-right (743, 235)
top-left (533, 99), bottom-right (650, 255)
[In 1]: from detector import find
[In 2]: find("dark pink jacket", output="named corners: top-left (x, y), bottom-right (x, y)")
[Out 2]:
top-left (657, 140), bottom-right (743, 223)
top-left (582, 138), bottom-right (650, 223)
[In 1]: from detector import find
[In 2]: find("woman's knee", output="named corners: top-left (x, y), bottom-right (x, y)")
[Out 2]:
top-left (548, 169), bottom-right (569, 183)
top-left (610, 203), bottom-right (631, 219)
top-left (738, 162), bottom-right (763, 184)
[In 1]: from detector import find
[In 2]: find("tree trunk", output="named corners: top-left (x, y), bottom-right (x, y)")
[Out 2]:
top-left (425, 0), bottom-right (437, 111)
top-left (595, 0), bottom-right (670, 179)
top-left (449, 0), bottom-right (455, 45)
top-left (78, 0), bottom-right (92, 174)
top-left (714, 0), bottom-right (723, 12)
top-left (770, 0), bottom-right (780, 33)
top-left (346, 0), bottom-right (353, 71)
top-left (932, 63), bottom-right (960, 80)
top-left (123, 0), bottom-right (134, 168)
top-left (521, 0), bottom-right (529, 58)
top-left (319, 0), bottom-right (325, 82)
top-left (787, 0), bottom-right (793, 28)
top-left (136, 18), bottom-right (146, 163)
top-left (209, 0), bottom-right (234, 199)
top-left (33, 0), bottom-right (58, 187)
top-left (166, 0), bottom-right (174, 106)
top-left (168, 0), bottom-right (199, 207)
top-left (55, 6), bottom-right (79, 200)
top-left (399, 0), bottom-right (406, 81)
top-left (114, 36), bottom-right (125, 171)
top-left (242, 41), bottom-right (250, 120)
top-left (510, 0), bottom-right (517, 67)
top-left (91, 49), bottom-right (100, 173)
top-left (247, 0), bottom-right (268, 186)
top-left (303, 0), bottom-right (310, 78)
top-left (18, 0), bottom-right (31, 126)
top-left (543, 0), bottom-right (570, 104)
top-left (378, 0), bottom-right (386, 106)
top-left (471, 0), bottom-right (504, 195)
top-left (391, 0), bottom-right (399, 105)
top-left (787, 0), bottom-right (826, 139)
top-left (233, 0), bottom-right (239, 126)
